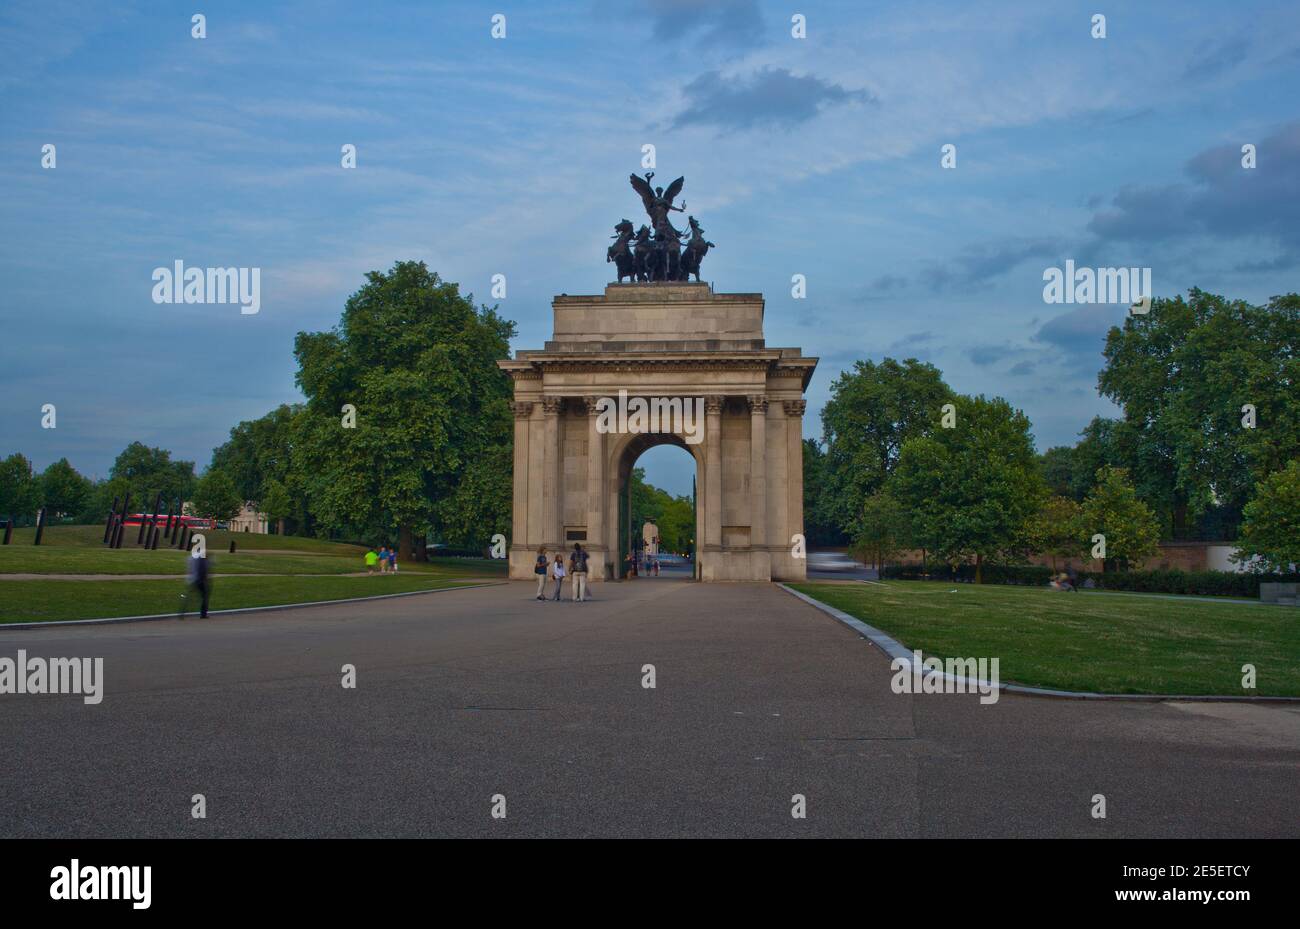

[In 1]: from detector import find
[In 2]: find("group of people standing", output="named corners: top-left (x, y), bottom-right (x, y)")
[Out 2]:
top-left (535, 543), bottom-right (591, 601)
top-left (364, 546), bottom-right (399, 574)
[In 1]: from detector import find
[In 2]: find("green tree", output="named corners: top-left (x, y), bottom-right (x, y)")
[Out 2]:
top-left (1098, 289), bottom-right (1300, 534)
top-left (621, 468), bottom-right (696, 555)
top-left (656, 494), bottom-right (696, 554)
top-left (108, 442), bottom-right (196, 513)
top-left (1038, 446), bottom-right (1078, 500)
top-left (818, 358), bottom-right (953, 538)
top-left (210, 404), bottom-right (301, 498)
top-left (39, 458), bottom-right (93, 518)
top-left (293, 261), bottom-right (515, 558)
top-left (1025, 495), bottom-right (1086, 571)
top-left (891, 395), bottom-right (1044, 582)
top-left (189, 470), bottom-right (243, 523)
top-left (0, 453), bottom-right (40, 525)
top-left (259, 478), bottom-right (293, 535)
top-left (1079, 466), bottom-right (1161, 571)
top-left (1235, 461), bottom-right (1300, 573)
top-left (852, 491), bottom-right (911, 570)
top-left (801, 438), bottom-right (840, 546)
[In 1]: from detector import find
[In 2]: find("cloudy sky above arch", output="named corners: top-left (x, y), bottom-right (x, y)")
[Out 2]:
top-left (2, 0), bottom-right (1298, 497)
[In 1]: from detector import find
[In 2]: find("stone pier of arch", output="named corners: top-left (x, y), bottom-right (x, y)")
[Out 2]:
top-left (498, 282), bottom-right (816, 582)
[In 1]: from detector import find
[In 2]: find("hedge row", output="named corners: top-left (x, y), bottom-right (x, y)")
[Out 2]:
top-left (880, 564), bottom-right (1300, 598)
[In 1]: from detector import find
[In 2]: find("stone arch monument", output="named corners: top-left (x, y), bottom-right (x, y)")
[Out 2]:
top-left (498, 281), bottom-right (816, 582)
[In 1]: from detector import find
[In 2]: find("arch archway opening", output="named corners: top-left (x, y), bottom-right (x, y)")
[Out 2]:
top-left (613, 433), bottom-right (700, 580)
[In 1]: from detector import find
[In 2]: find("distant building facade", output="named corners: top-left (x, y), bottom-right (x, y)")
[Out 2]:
top-left (228, 502), bottom-right (269, 534)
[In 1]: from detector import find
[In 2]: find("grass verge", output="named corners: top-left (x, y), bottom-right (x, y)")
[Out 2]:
top-left (789, 580), bottom-right (1300, 697)
top-left (0, 575), bottom-right (490, 624)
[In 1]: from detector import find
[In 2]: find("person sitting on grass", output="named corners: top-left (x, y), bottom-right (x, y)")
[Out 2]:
top-left (365, 547), bottom-right (379, 575)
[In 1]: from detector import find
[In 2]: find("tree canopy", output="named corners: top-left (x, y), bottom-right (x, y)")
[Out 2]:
top-left (1098, 289), bottom-right (1299, 534)
top-left (292, 261), bottom-right (515, 557)
top-left (815, 358), bottom-right (953, 539)
top-left (890, 394), bottom-right (1044, 579)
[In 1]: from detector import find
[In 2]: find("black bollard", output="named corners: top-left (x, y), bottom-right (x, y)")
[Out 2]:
top-left (150, 525), bottom-right (160, 549)
top-left (229, 540), bottom-right (236, 554)
top-left (33, 507), bottom-right (46, 546)
top-left (143, 492), bottom-right (162, 547)
top-left (117, 494), bottom-right (131, 548)
top-left (2, 517), bottom-right (12, 545)
top-left (104, 495), bottom-right (120, 544)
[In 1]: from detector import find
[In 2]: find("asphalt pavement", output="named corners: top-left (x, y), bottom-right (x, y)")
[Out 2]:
top-left (2, 579), bottom-right (1295, 837)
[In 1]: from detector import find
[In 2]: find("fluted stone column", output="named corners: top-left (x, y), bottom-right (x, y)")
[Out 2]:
top-left (542, 396), bottom-right (563, 551)
top-left (510, 401), bottom-right (533, 557)
top-left (583, 396), bottom-right (605, 580)
top-left (784, 399), bottom-right (807, 580)
top-left (748, 394), bottom-right (768, 552)
top-left (703, 395), bottom-right (724, 576)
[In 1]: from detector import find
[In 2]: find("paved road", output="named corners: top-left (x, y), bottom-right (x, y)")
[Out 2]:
top-left (1, 580), bottom-right (1296, 837)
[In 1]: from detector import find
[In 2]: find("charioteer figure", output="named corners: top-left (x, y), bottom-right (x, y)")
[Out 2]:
top-left (614, 172), bottom-right (713, 283)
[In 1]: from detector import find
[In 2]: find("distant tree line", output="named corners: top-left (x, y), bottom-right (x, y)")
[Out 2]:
top-left (804, 290), bottom-right (1300, 576)
top-left (6, 282), bottom-right (1293, 577)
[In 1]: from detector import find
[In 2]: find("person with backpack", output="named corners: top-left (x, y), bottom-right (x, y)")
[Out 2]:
top-left (534, 547), bottom-right (549, 600)
top-left (551, 553), bottom-right (567, 601)
top-left (569, 543), bottom-right (589, 602)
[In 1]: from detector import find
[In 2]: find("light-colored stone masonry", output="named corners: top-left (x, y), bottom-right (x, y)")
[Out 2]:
top-left (499, 282), bottom-right (817, 582)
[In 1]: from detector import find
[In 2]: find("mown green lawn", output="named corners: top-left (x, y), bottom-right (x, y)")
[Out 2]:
top-left (0, 526), bottom-right (508, 578)
top-left (790, 581), bottom-right (1300, 697)
top-left (0, 526), bottom-right (507, 622)
top-left (0, 574), bottom-right (493, 624)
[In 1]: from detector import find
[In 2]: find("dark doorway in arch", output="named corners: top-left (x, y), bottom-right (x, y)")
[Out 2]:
top-left (615, 435), bottom-right (699, 581)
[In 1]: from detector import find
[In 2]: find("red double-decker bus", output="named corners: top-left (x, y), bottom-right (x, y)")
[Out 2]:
top-left (121, 514), bottom-right (214, 530)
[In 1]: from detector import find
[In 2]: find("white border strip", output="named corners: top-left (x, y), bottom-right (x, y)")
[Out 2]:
top-left (779, 583), bottom-right (1300, 704)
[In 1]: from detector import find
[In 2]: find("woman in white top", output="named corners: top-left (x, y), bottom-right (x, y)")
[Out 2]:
top-left (550, 554), bottom-right (567, 601)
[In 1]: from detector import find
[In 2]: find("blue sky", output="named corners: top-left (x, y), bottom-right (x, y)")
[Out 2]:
top-left (3, 0), bottom-right (1298, 497)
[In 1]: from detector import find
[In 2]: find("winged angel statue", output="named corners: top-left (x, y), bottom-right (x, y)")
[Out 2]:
top-left (607, 172), bottom-right (714, 283)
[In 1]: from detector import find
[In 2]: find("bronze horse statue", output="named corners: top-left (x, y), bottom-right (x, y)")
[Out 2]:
top-left (679, 216), bottom-right (714, 282)
top-left (608, 172), bottom-right (718, 283)
top-left (607, 220), bottom-right (636, 282)
top-left (652, 219), bottom-right (682, 282)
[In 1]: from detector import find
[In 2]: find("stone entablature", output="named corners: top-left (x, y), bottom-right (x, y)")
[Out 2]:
top-left (498, 283), bottom-right (816, 583)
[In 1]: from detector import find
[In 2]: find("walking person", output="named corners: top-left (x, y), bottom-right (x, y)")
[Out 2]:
top-left (569, 543), bottom-right (589, 602)
top-left (365, 547), bottom-right (379, 575)
top-left (180, 548), bottom-right (211, 619)
top-left (551, 553), bottom-right (567, 601)
top-left (534, 546), bottom-right (549, 600)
